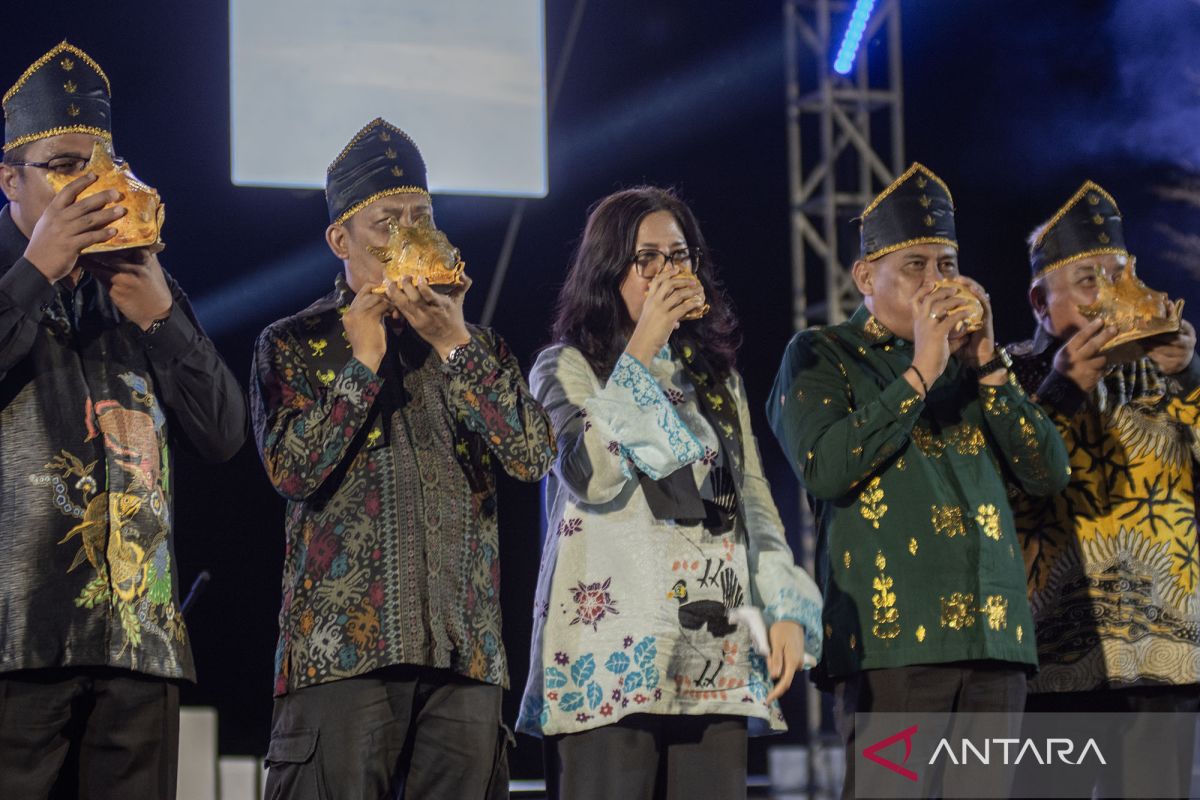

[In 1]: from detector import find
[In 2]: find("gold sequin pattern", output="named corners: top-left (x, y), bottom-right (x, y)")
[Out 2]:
top-left (980, 595), bottom-right (1008, 630)
top-left (910, 424), bottom-right (946, 458)
top-left (981, 386), bottom-right (1013, 417)
top-left (871, 551), bottom-right (900, 639)
top-left (940, 592), bottom-right (975, 630)
top-left (859, 477), bottom-right (888, 529)
top-left (975, 504), bottom-right (1001, 540)
top-left (931, 504), bottom-right (966, 538)
top-left (950, 424), bottom-right (986, 456)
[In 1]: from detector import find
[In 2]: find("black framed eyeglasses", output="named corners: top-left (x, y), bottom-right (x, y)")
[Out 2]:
top-left (3, 154), bottom-right (122, 177)
top-left (631, 247), bottom-right (698, 279)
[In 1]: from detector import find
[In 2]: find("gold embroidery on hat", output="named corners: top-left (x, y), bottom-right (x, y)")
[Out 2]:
top-left (908, 537), bottom-right (918, 555)
top-left (1098, 232), bottom-right (1110, 244)
top-left (860, 163), bottom-right (955, 219)
top-left (3, 42), bottom-right (112, 107)
top-left (1034, 247), bottom-right (1130, 279)
top-left (61, 57), bottom-right (75, 71)
top-left (916, 625), bottom-right (926, 642)
top-left (919, 194), bottom-right (932, 208)
top-left (63, 79), bottom-right (77, 93)
top-left (1092, 213), bottom-right (1104, 225)
top-left (390, 165), bottom-right (404, 177)
top-left (326, 117), bottom-right (424, 174)
top-left (3, 125), bottom-right (112, 152)
top-left (843, 551), bottom-right (851, 569)
top-left (66, 103), bottom-right (80, 117)
top-left (332, 186), bottom-right (430, 226)
top-left (1016, 625), bottom-right (1023, 643)
top-left (923, 214), bottom-right (934, 227)
top-left (865, 236), bottom-right (958, 261)
top-left (1032, 181), bottom-right (1124, 277)
top-left (385, 147), bottom-right (397, 160)
top-left (379, 129), bottom-right (391, 142)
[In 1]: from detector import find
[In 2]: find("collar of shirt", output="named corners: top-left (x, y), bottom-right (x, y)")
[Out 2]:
top-left (849, 304), bottom-right (910, 350)
top-left (1030, 323), bottom-right (1061, 356)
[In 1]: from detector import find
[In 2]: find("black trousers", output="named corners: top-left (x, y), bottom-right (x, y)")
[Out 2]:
top-left (263, 666), bottom-right (509, 800)
top-left (0, 667), bottom-right (180, 800)
top-left (543, 713), bottom-right (749, 800)
top-left (832, 661), bottom-right (1027, 799)
top-left (1022, 684), bottom-right (1200, 798)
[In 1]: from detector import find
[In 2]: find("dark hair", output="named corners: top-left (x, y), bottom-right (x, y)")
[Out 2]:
top-left (551, 186), bottom-right (740, 380)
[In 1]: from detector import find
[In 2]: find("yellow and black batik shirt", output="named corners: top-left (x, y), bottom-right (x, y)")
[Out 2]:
top-left (1009, 326), bottom-right (1200, 693)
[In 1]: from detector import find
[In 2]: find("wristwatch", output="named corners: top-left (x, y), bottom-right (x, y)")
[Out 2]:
top-left (974, 346), bottom-right (1012, 378)
top-left (443, 342), bottom-right (470, 365)
top-left (143, 314), bottom-right (171, 336)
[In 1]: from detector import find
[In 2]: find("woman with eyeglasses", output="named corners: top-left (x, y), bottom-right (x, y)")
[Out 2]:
top-left (516, 186), bottom-right (822, 799)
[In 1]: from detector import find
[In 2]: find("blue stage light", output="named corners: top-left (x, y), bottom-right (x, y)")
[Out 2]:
top-left (833, 0), bottom-right (877, 75)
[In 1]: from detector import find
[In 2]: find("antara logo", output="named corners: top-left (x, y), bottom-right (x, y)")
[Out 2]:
top-left (863, 724), bottom-right (920, 782)
top-left (929, 737), bottom-right (1106, 766)
top-left (863, 725), bottom-right (1107, 782)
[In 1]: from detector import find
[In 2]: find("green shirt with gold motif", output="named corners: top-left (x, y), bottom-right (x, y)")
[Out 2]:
top-left (767, 305), bottom-right (1070, 681)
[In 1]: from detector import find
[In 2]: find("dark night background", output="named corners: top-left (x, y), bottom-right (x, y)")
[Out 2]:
top-left (5, 0), bottom-right (1199, 780)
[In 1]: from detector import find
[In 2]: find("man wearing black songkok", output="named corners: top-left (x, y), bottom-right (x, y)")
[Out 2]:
top-left (0, 41), bottom-right (247, 798)
top-left (1006, 182), bottom-right (1200, 797)
top-left (768, 163), bottom-right (1069, 798)
top-left (250, 117), bottom-right (555, 799)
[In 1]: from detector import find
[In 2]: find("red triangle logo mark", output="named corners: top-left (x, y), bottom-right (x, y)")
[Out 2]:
top-left (862, 724), bottom-right (919, 782)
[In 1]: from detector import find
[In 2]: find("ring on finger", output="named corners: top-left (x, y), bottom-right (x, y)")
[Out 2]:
top-left (929, 311), bottom-right (939, 320)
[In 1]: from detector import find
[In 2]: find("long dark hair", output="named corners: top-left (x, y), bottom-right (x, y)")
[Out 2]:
top-left (551, 186), bottom-right (740, 380)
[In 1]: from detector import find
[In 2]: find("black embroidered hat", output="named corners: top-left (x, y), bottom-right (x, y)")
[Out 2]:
top-left (1029, 181), bottom-right (1128, 279)
top-left (3, 41), bottom-right (112, 153)
top-left (859, 162), bottom-right (957, 261)
top-left (325, 118), bottom-right (428, 226)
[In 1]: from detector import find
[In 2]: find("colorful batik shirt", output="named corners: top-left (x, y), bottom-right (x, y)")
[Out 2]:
top-left (251, 274), bottom-right (555, 695)
top-left (516, 344), bottom-right (822, 737)
top-left (767, 305), bottom-right (1070, 681)
top-left (1008, 326), bottom-right (1200, 692)
top-left (0, 204), bottom-right (247, 682)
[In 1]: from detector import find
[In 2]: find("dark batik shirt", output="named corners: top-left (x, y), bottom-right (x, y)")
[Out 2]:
top-left (767, 305), bottom-right (1070, 681)
top-left (250, 274), bottom-right (555, 694)
top-left (0, 204), bottom-right (248, 682)
top-left (1008, 326), bottom-right (1200, 692)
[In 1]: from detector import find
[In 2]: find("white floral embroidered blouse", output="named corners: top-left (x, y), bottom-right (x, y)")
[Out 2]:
top-left (516, 345), bottom-right (823, 737)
